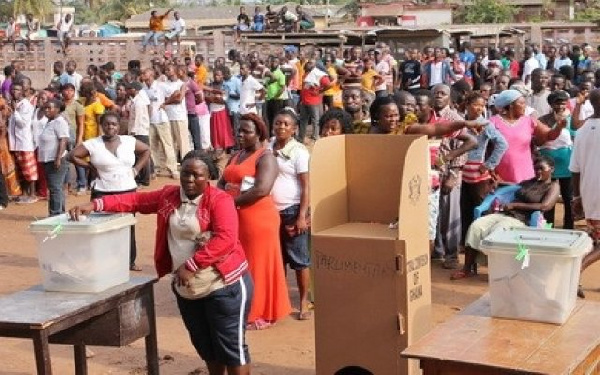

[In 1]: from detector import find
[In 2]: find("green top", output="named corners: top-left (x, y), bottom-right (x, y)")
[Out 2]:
top-left (266, 68), bottom-right (286, 101)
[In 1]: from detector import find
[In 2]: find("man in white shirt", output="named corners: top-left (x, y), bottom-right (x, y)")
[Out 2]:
top-left (554, 45), bottom-right (572, 71)
top-left (374, 49), bottom-right (390, 97)
top-left (570, 88), bottom-right (600, 298)
top-left (57, 13), bottom-right (73, 55)
top-left (239, 62), bottom-right (265, 115)
top-left (127, 81), bottom-right (151, 185)
top-left (142, 68), bottom-right (178, 178)
top-left (8, 82), bottom-right (37, 203)
top-left (163, 65), bottom-right (191, 161)
top-left (164, 11), bottom-right (186, 54)
top-left (527, 69), bottom-right (551, 117)
top-left (6, 17), bottom-right (16, 50)
top-left (59, 60), bottom-right (83, 98)
top-left (522, 47), bottom-right (540, 86)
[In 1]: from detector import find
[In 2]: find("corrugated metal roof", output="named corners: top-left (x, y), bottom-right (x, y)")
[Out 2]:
top-left (369, 24), bottom-right (524, 37)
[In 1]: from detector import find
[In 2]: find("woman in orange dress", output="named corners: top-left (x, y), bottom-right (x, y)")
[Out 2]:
top-left (219, 113), bottom-right (291, 330)
top-left (0, 98), bottom-right (22, 200)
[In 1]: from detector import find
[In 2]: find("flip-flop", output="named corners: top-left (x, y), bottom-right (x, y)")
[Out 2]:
top-left (298, 310), bottom-right (312, 321)
top-left (450, 270), bottom-right (476, 280)
top-left (246, 319), bottom-right (273, 331)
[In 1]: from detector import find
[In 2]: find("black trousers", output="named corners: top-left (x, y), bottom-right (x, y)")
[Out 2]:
top-left (134, 135), bottom-right (151, 186)
top-left (0, 170), bottom-right (8, 207)
top-left (544, 177), bottom-right (574, 229)
top-left (266, 99), bottom-right (286, 136)
top-left (91, 188), bottom-right (138, 266)
top-left (460, 180), bottom-right (494, 246)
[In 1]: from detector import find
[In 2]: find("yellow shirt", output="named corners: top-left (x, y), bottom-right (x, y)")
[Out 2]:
top-left (296, 60), bottom-right (305, 90)
top-left (83, 100), bottom-right (105, 141)
top-left (353, 118), bottom-right (371, 134)
top-left (195, 65), bottom-right (208, 86)
top-left (361, 69), bottom-right (377, 95)
top-left (324, 66), bottom-right (338, 96)
top-left (393, 112), bottom-right (419, 135)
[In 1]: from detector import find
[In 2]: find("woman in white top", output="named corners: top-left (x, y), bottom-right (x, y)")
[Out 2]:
top-left (268, 108), bottom-right (311, 320)
top-left (69, 112), bottom-right (151, 271)
top-left (32, 90), bottom-right (49, 200)
top-left (38, 99), bottom-right (70, 216)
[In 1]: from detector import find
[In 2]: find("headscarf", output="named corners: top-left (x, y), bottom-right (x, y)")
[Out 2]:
top-left (494, 89), bottom-right (522, 110)
top-left (509, 83), bottom-right (532, 97)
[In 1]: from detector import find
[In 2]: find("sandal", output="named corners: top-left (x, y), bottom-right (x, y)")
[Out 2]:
top-left (450, 269), bottom-right (476, 280)
top-left (298, 310), bottom-right (312, 321)
top-left (442, 258), bottom-right (460, 269)
top-left (246, 318), bottom-right (273, 331)
top-left (130, 264), bottom-right (143, 272)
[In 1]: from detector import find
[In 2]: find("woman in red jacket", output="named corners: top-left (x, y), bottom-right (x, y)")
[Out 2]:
top-left (69, 150), bottom-right (253, 375)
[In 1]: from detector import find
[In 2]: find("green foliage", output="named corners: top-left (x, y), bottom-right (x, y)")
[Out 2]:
top-left (336, 0), bottom-right (360, 19)
top-left (13, 0), bottom-right (54, 18)
top-left (97, 0), bottom-right (170, 22)
top-left (575, 1), bottom-right (600, 21)
top-left (458, 0), bottom-right (519, 23)
top-left (0, 1), bottom-right (13, 21)
top-left (63, 0), bottom-right (170, 24)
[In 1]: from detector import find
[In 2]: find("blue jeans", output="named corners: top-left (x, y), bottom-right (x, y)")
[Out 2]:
top-left (75, 165), bottom-right (87, 189)
top-left (142, 31), bottom-right (163, 47)
top-left (43, 158), bottom-right (69, 216)
top-left (187, 114), bottom-right (201, 151)
top-left (252, 22), bottom-right (264, 32)
top-left (229, 111), bottom-right (240, 148)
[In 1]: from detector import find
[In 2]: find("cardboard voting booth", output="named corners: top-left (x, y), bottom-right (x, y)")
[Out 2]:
top-left (311, 135), bottom-right (432, 375)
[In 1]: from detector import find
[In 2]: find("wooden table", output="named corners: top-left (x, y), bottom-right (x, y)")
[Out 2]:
top-left (0, 276), bottom-right (159, 375)
top-left (402, 294), bottom-right (600, 375)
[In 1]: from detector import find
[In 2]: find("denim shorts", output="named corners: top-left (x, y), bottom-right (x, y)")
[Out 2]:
top-left (279, 204), bottom-right (310, 270)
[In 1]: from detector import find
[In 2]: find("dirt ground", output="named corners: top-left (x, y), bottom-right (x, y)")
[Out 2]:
top-left (0, 177), bottom-right (599, 375)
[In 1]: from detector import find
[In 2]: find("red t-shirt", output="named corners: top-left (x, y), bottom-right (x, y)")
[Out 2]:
top-left (509, 60), bottom-right (520, 78)
top-left (300, 76), bottom-right (331, 106)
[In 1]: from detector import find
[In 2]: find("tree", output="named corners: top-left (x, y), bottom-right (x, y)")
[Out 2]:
top-left (13, 0), bottom-right (54, 18)
top-left (575, 0), bottom-right (600, 21)
top-left (336, 0), bottom-right (361, 20)
top-left (458, 0), bottom-right (519, 23)
top-left (97, 0), bottom-right (169, 23)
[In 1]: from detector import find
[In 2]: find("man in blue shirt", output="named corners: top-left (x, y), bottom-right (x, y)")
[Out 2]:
top-left (459, 42), bottom-right (475, 84)
top-left (222, 66), bottom-right (242, 149)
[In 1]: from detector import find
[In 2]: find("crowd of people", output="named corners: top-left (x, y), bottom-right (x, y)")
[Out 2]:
top-left (140, 4), bottom-right (316, 54)
top-left (233, 4), bottom-right (315, 42)
top-left (1, 36), bottom-right (600, 373)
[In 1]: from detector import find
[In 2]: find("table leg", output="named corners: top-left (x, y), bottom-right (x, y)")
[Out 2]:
top-left (73, 344), bottom-right (88, 375)
top-left (145, 287), bottom-right (160, 375)
top-left (32, 330), bottom-right (52, 375)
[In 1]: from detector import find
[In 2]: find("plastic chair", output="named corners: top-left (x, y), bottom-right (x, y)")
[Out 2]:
top-left (473, 184), bottom-right (542, 227)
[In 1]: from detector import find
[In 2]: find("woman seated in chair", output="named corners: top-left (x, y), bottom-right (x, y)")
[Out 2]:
top-left (451, 155), bottom-right (560, 280)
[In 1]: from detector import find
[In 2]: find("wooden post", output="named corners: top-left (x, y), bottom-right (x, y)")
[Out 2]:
top-left (73, 344), bottom-right (88, 375)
